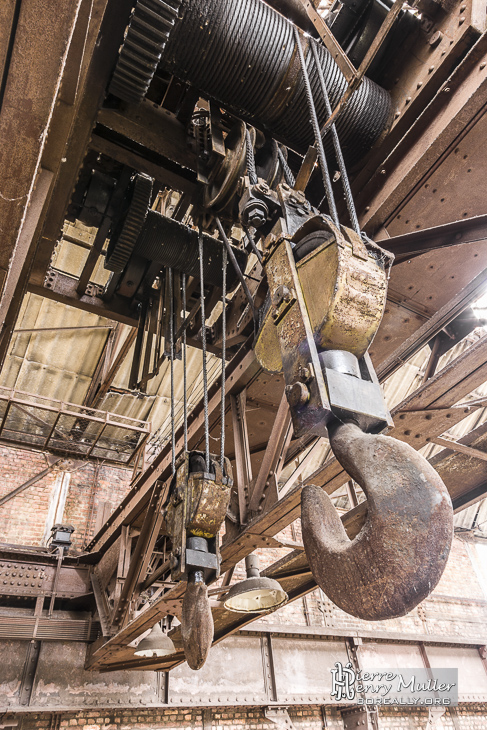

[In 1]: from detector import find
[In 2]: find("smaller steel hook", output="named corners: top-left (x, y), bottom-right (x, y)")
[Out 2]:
top-left (181, 571), bottom-right (214, 670)
top-left (302, 421), bottom-right (453, 621)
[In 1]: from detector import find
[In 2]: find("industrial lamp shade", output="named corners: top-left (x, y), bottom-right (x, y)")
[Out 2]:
top-left (223, 555), bottom-right (288, 614)
top-left (134, 622), bottom-right (175, 658)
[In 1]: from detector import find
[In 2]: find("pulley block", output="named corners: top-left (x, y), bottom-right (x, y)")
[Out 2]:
top-left (165, 451), bottom-right (233, 669)
top-left (165, 450), bottom-right (233, 583)
top-left (255, 206), bottom-right (393, 436)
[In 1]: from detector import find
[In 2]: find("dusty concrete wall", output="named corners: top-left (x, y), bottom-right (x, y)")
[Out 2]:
top-left (1, 633), bottom-right (487, 712)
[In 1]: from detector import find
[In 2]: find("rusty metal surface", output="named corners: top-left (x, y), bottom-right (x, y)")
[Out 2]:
top-left (256, 233), bottom-right (332, 438)
top-left (181, 577), bottom-right (214, 670)
top-left (3, 628), bottom-right (487, 707)
top-left (86, 329), bottom-right (487, 671)
top-left (380, 214), bottom-right (487, 263)
top-left (0, 0), bottom-right (83, 294)
top-left (430, 421), bottom-right (487, 510)
top-left (297, 223), bottom-right (388, 356)
top-left (359, 34), bottom-right (487, 233)
top-left (265, 0), bottom-right (316, 33)
top-left (165, 453), bottom-right (232, 582)
top-left (0, 557), bottom-right (91, 599)
top-left (1, 0), bottom-right (487, 685)
top-left (302, 421), bottom-right (453, 620)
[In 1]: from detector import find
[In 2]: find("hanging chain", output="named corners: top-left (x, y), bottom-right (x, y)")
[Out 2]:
top-left (182, 272), bottom-right (188, 452)
top-left (309, 41), bottom-right (361, 236)
top-left (198, 229), bottom-right (211, 471)
top-left (293, 25), bottom-right (339, 226)
top-left (169, 267), bottom-right (176, 475)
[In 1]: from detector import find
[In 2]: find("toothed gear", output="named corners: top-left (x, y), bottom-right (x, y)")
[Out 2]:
top-left (109, 0), bottom-right (181, 104)
top-left (105, 173), bottom-right (153, 273)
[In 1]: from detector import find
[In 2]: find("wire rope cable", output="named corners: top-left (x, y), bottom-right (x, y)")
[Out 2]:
top-left (293, 25), bottom-right (338, 225)
top-left (198, 229), bottom-right (211, 471)
top-left (220, 246), bottom-right (227, 470)
top-left (309, 41), bottom-right (360, 235)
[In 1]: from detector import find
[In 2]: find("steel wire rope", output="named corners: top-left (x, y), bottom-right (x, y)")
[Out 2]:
top-left (277, 147), bottom-right (295, 188)
top-left (147, 357), bottom-right (221, 458)
top-left (244, 226), bottom-right (263, 264)
top-left (293, 25), bottom-right (338, 225)
top-left (182, 272), bottom-right (188, 452)
top-left (215, 217), bottom-right (259, 334)
top-left (245, 128), bottom-right (258, 185)
top-left (220, 245), bottom-right (227, 470)
top-left (198, 228), bottom-right (211, 471)
top-left (309, 41), bottom-right (360, 235)
top-left (169, 267), bottom-right (176, 475)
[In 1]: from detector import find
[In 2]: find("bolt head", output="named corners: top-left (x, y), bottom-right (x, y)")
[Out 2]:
top-left (247, 209), bottom-right (267, 228)
top-left (285, 382), bottom-right (310, 409)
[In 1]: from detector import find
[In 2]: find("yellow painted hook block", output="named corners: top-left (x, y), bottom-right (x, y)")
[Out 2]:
top-left (256, 216), bottom-right (390, 374)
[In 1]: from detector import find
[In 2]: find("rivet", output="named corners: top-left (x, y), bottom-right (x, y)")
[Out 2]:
top-left (459, 16), bottom-right (465, 24)
top-left (481, 62), bottom-right (486, 70)
top-left (429, 30), bottom-right (443, 47)
top-left (429, 65), bottom-right (435, 73)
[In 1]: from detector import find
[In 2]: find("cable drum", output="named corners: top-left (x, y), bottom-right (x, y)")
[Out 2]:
top-left (136, 211), bottom-right (248, 291)
top-left (160, 0), bottom-right (391, 166)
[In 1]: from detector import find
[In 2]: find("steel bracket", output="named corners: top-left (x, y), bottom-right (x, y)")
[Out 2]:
top-left (264, 708), bottom-right (295, 730)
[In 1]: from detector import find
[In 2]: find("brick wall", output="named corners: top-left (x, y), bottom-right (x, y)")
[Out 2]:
top-left (15, 704), bottom-right (487, 730)
top-left (0, 446), bottom-right (132, 550)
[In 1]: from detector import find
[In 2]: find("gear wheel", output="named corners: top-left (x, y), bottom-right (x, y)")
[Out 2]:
top-left (109, 0), bottom-right (181, 104)
top-left (105, 173), bottom-right (153, 273)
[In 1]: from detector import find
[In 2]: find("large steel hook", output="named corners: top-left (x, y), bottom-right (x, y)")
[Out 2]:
top-left (181, 571), bottom-right (214, 670)
top-left (302, 421), bottom-right (453, 620)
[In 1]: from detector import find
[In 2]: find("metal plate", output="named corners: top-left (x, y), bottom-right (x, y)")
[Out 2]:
top-left (270, 637), bottom-right (349, 703)
top-left (169, 635), bottom-right (268, 705)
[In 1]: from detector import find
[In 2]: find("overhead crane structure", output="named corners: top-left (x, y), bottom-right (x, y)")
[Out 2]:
top-left (1, 0), bottom-right (487, 680)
